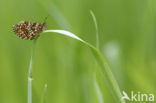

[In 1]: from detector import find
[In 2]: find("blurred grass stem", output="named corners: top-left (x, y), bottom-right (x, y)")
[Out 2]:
top-left (28, 39), bottom-right (37, 103)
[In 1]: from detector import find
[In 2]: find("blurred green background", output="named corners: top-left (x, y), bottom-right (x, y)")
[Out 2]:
top-left (0, 0), bottom-right (156, 103)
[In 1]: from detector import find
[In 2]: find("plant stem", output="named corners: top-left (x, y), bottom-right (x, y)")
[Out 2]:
top-left (28, 39), bottom-right (37, 103)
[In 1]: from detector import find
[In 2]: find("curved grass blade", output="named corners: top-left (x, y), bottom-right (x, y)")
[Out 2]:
top-left (90, 10), bottom-right (99, 49)
top-left (43, 30), bottom-right (125, 103)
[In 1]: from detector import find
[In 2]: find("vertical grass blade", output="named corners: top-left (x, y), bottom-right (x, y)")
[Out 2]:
top-left (43, 30), bottom-right (125, 103)
top-left (28, 39), bottom-right (37, 103)
top-left (90, 10), bottom-right (99, 49)
top-left (90, 10), bottom-right (104, 103)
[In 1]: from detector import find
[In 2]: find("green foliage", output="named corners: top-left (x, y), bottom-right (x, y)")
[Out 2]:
top-left (0, 0), bottom-right (156, 103)
top-left (44, 29), bottom-right (124, 102)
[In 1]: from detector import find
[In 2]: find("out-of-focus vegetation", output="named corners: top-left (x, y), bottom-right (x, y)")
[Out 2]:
top-left (0, 0), bottom-right (156, 103)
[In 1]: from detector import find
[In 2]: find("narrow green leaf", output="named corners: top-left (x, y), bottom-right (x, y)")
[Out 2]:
top-left (43, 30), bottom-right (125, 103)
top-left (90, 10), bottom-right (99, 49)
top-left (90, 10), bottom-right (104, 103)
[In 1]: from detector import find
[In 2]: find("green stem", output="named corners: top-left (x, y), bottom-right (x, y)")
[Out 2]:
top-left (28, 39), bottom-right (37, 103)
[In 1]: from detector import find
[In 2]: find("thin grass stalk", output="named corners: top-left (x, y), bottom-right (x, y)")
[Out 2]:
top-left (90, 10), bottom-right (104, 103)
top-left (28, 39), bottom-right (37, 103)
top-left (90, 10), bottom-right (99, 50)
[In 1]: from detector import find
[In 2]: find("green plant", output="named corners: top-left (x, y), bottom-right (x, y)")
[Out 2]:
top-left (43, 29), bottom-right (125, 103)
top-left (27, 11), bottom-right (125, 103)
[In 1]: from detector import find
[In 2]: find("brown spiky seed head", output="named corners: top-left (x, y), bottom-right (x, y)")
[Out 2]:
top-left (12, 21), bottom-right (46, 40)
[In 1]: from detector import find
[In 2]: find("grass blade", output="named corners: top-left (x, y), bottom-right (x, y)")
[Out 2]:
top-left (28, 39), bottom-right (37, 103)
top-left (90, 10), bottom-right (99, 49)
top-left (43, 30), bottom-right (125, 103)
top-left (90, 10), bottom-right (104, 103)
